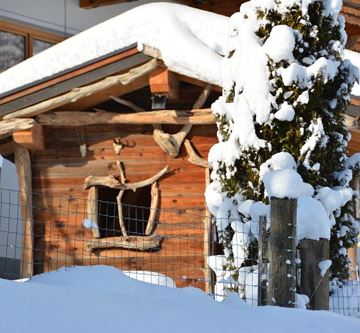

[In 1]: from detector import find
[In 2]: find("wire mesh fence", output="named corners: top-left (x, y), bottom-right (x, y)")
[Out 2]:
top-left (0, 187), bottom-right (359, 317)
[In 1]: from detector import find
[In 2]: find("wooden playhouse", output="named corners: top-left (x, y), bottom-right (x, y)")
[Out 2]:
top-left (0, 2), bottom-right (359, 292)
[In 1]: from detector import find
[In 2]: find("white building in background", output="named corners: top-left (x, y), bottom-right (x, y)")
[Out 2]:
top-left (0, 156), bottom-right (21, 279)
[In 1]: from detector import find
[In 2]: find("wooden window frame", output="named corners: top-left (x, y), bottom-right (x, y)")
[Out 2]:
top-left (0, 20), bottom-right (64, 59)
top-left (84, 163), bottom-right (169, 253)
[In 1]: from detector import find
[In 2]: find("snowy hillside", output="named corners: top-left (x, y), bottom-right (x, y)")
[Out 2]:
top-left (0, 266), bottom-right (359, 333)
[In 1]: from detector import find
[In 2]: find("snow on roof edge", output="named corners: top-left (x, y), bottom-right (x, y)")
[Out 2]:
top-left (0, 44), bottom-right (138, 99)
top-left (0, 3), bottom-right (359, 98)
top-left (0, 3), bottom-right (228, 97)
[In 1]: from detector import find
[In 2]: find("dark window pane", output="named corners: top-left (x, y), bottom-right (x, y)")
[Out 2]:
top-left (32, 39), bottom-right (53, 56)
top-left (0, 30), bottom-right (25, 72)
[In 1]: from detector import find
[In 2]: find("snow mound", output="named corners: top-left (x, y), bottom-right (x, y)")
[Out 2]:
top-left (0, 266), bottom-right (359, 333)
top-left (123, 270), bottom-right (176, 288)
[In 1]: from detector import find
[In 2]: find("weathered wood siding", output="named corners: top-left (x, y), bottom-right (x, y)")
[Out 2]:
top-left (31, 124), bottom-right (217, 288)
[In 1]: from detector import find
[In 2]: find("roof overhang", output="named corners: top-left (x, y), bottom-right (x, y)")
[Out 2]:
top-left (0, 45), bottom-right (151, 117)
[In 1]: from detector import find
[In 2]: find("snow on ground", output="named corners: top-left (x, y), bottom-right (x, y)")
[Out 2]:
top-left (1, 266), bottom-right (359, 333)
top-left (123, 270), bottom-right (176, 288)
top-left (0, 3), bottom-right (359, 97)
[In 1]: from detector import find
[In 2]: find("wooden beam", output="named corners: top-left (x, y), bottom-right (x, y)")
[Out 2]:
top-left (85, 235), bottom-right (163, 252)
top-left (176, 73), bottom-right (222, 93)
top-left (149, 67), bottom-right (179, 101)
top-left (80, 0), bottom-right (128, 9)
top-left (12, 122), bottom-right (44, 151)
top-left (14, 143), bottom-right (33, 278)
top-left (3, 59), bottom-right (160, 119)
top-left (0, 118), bottom-right (35, 139)
top-left (36, 108), bottom-right (214, 126)
top-left (84, 165), bottom-right (170, 190)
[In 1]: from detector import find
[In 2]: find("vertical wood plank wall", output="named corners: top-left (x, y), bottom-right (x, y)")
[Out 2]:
top-left (31, 124), bottom-right (217, 289)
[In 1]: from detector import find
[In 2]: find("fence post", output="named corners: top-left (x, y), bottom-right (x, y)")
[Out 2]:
top-left (267, 197), bottom-right (297, 308)
top-left (299, 239), bottom-right (329, 310)
top-left (258, 215), bottom-right (268, 306)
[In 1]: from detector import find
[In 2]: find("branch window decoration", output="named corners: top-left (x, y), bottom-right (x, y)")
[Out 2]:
top-left (84, 162), bottom-right (169, 252)
top-left (97, 185), bottom-right (152, 238)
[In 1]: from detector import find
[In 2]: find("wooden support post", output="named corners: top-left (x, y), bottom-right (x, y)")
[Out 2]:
top-left (149, 67), bottom-right (179, 101)
top-left (14, 143), bottom-right (33, 278)
top-left (300, 239), bottom-right (329, 310)
top-left (12, 122), bottom-right (44, 150)
top-left (87, 187), bottom-right (101, 238)
top-left (267, 197), bottom-right (297, 308)
top-left (204, 168), bottom-right (213, 294)
top-left (349, 176), bottom-right (359, 280)
top-left (258, 215), bottom-right (268, 306)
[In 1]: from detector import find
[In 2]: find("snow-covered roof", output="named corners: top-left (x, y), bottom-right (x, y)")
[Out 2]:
top-left (0, 3), bottom-right (227, 97)
top-left (0, 2), bottom-right (359, 98)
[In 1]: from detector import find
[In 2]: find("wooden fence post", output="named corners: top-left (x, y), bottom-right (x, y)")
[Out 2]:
top-left (258, 215), bottom-right (268, 306)
top-left (299, 239), bottom-right (329, 310)
top-left (267, 197), bottom-right (297, 308)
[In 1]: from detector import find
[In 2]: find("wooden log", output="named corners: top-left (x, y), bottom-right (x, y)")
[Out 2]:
top-left (83, 165), bottom-right (170, 190)
top-left (152, 83), bottom-right (212, 157)
top-left (153, 124), bottom-right (192, 157)
top-left (109, 96), bottom-right (144, 112)
top-left (36, 109), bottom-right (214, 126)
top-left (184, 139), bottom-right (209, 168)
top-left (0, 118), bottom-right (35, 139)
top-left (267, 197), bottom-right (297, 308)
top-left (14, 143), bottom-right (34, 278)
top-left (203, 167), bottom-right (213, 294)
top-left (87, 186), bottom-right (101, 238)
top-left (85, 235), bottom-right (163, 252)
top-left (142, 45), bottom-right (162, 60)
top-left (116, 161), bottom-right (128, 237)
top-left (300, 239), bottom-right (329, 310)
top-left (12, 122), bottom-right (44, 150)
top-left (145, 182), bottom-right (159, 235)
top-left (4, 59), bottom-right (160, 119)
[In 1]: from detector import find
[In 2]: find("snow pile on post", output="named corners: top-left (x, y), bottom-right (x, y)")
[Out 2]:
top-left (206, 0), bottom-right (360, 301)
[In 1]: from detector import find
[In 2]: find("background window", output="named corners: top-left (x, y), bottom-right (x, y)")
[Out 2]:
top-left (0, 31), bottom-right (25, 72)
top-left (32, 39), bottom-right (54, 56)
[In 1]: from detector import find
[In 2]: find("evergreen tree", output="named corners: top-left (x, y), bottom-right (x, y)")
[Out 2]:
top-left (206, 0), bottom-right (359, 297)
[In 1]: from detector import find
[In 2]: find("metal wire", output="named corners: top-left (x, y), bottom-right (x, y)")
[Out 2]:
top-left (0, 187), bottom-right (358, 318)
